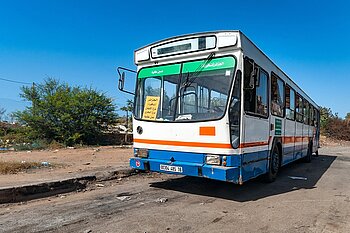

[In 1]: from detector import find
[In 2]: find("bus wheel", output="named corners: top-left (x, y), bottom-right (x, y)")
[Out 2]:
top-left (315, 150), bottom-right (319, 157)
top-left (303, 143), bottom-right (312, 163)
top-left (264, 144), bottom-right (280, 183)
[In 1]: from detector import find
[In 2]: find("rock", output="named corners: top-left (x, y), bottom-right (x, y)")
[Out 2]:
top-left (96, 183), bottom-right (104, 187)
top-left (156, 198), bottom-right (168, 203)
top-left (116, 196), bottom-right (131, 201)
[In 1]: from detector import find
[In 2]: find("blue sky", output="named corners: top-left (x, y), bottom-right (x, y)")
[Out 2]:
top-left (0, 0), bottom-right (349, 118)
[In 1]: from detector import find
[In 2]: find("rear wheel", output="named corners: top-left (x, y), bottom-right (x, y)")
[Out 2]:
top-left (303, 142), bottom-right (312, 163)
top-left (315, 150), bottom-right (319, 157)
top-left (264, 144), bottom-right (280, 183)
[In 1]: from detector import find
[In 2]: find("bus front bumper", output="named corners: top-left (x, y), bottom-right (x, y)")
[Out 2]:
top-left (130, 157), bottom-right (240, 183)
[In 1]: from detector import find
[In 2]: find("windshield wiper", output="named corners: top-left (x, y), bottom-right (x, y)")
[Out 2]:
top-left (183, 52), bottom-right (215, 88)
top-left (171, 52), bottom-right (215, 121)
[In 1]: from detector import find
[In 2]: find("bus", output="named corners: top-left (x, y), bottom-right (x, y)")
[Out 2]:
top-left (118, 31), bottom-right (320, 184)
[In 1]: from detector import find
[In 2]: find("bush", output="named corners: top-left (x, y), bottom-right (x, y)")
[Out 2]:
top-left (13, 78), bottom-right (118, 146)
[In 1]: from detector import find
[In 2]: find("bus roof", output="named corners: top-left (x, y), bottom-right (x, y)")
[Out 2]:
top-left (135, 30), bottom-right (319, 109)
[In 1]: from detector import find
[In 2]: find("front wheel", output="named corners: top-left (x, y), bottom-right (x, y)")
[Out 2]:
top-left (264, 144), bottom-right (280, 183)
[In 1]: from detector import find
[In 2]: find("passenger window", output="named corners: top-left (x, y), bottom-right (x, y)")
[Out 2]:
top-left (304, 100), bottom-right (309, 125)
top-left (271, 74), bottom-right (284, 117)
top-left (256, 71), bottom-right (268, 116)
top-left (310, 105), bottom-right (314, 126)
top-left (243, 58), bottom-right (268, 117)
top-left (295, 95), bottom-right (303, 123)
top-left (285, 85), bottom-right (295, 120)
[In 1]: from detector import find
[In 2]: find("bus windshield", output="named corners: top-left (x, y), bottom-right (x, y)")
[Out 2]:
top-left (134, 56), bottom-right (236, 122)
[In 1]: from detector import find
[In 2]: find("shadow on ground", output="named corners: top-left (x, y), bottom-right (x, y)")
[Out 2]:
top-left (150, 154), bottom-right (336, 202)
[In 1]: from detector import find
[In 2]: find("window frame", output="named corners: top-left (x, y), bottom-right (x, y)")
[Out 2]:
top-left (270, 72), bottom-right (285, 118)
top-left (285, 84), bottom-right (296, 121)
top-left (303, 99), bottom-right (310, 125)
top-left (295, 93), bottom-right (304, 123)
top-left (243, 60), bottom-right (269, 119)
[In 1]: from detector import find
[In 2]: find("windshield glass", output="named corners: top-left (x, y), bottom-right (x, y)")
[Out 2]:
top-left (134, 56), bottom-right (236, 122)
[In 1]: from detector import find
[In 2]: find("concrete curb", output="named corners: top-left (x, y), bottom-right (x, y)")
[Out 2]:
top-left (0, 168), bottom-right (136, 204)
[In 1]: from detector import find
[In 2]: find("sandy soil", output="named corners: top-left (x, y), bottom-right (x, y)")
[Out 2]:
top-left (0, 146), bottom-right (350, 233)
top-left (0, 146), bottom-right (132, 187)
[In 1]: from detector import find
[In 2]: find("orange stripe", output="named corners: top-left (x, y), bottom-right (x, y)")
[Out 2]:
top-left (238, 141), bottom-right (269, 148)
top-left (199, 126), bottom-right (216, 136)
top-left (134, 138), bottom-right (232, 149)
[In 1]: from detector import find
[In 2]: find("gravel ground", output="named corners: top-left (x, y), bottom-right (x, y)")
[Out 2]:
top-left (0, 146), bottom-right (350, 233)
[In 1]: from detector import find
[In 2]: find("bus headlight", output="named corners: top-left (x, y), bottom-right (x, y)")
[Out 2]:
top-left (134, 148), bottom-right (149, 158)
top-left (205, 155), bottom-right (221, 165)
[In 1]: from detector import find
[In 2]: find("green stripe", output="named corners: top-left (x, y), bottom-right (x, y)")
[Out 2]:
top-left (138, 64), bottom-right (181, 79)
top-left (182, 57), bottom-right (235, 73)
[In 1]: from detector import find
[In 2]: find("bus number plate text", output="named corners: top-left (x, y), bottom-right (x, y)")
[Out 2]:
top-left (160, 164), bottom-right (183, 173)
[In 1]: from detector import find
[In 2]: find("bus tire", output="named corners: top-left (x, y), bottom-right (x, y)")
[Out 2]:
top-left (303, 142), bottom-right (312, 163)
top-left (264, 143), bottom-right (280, 183)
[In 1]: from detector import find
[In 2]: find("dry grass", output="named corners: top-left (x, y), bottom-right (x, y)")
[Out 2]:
top-left (0, 161), bottom-right (46, 174)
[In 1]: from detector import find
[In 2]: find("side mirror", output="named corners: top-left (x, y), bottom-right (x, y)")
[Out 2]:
top-left (117, 67), bottom-right (136, 95)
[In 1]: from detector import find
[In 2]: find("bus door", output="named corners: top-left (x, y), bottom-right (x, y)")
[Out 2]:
top-left (242, 59), bottom-right (270, 178)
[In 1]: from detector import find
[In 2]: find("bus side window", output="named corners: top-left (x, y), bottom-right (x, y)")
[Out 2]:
top-left (271, 74), bottom-right (285, 117)
top-left (243, 58), bottom-right (268, 117)
top-left (229, 70), bottom-right (241, 148)
top-left (285, 85), bottom-right (295, 120)
top-left (303, 99), bottom-right (309, 125)
top-left (295, 94), bottom-right (304, 122)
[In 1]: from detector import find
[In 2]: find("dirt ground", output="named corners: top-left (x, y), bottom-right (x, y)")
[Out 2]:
top-left (0, 145), bottom-right (350, 233)
top-left (0, 146), bottom-right (132, 187)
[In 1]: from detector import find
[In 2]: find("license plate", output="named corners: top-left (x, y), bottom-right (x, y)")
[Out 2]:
top-left (159, 164), bottom-right (183, 173)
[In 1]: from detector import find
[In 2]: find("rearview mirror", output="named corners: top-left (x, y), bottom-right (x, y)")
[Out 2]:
top-left (117, 67), bottom-right (136, 95)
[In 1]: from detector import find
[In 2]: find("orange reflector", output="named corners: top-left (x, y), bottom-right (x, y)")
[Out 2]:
top-left (199, 126), bottom-right (216, 136)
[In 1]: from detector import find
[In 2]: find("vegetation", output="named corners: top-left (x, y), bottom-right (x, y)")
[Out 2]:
top-left (13, 78), bottom-right (118, 146)
top-left (320, 107), bottom-right (350, 141)
top-left (0, 161), bottom-right (52, 174)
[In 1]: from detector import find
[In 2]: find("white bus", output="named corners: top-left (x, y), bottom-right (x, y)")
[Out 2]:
top-left (118, 31), bottom-right (320, 184)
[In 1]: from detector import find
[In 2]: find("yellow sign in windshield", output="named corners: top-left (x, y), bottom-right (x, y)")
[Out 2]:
top-left (142, 96), bottom-right (160, 120)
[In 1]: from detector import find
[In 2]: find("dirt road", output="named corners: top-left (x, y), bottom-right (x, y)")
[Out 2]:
top-left (1, 146), bottom-right (350, 233)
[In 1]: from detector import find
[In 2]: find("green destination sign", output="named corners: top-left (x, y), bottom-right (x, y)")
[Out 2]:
top-left (182, 57), bottom-right (235, 73)
top-left (138, 64), bottom-right (181, 79)
top-left (137, 57), bottom-right (235, 79)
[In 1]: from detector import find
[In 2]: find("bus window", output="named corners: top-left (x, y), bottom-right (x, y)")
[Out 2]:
top-left (163, 79), bottom-right (177, 116)
top-left (271, 74), bottom-right (284, 117)
top-left (285, 85), bottom-right (295, 120)
top-left (295, 94), bottom-right (303, 122)
top-left (310, 105), bottom-right (314, 126)
top-left (243, 58), bottom-right (268, 117)
top-left (181, 86), bottom-right (197, 114)
top-left (143, 77), bottom-right (162, 118)
top-left (229, 71), bottom-right (241, 148)
top-left (303, 99), bottom-right (309, 125)
top-left (198, 86), bottom-right (209, 113)
top-left (210, 90), bottom-right (227, 112)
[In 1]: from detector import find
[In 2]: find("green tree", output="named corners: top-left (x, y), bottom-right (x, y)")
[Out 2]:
top-left (345, 112), bottom-right (350, 121)
top-left (120, 99), bottom-right (133, 129)
top-left (14, 78), bottom-right (118, 146)
top-left (319, 107), bottom-right (335, 133)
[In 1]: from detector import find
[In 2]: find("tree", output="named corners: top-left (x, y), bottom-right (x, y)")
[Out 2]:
top-left (120, 99), bottom-right (133, 143)
top-left (14, 78), bottom-right (118, 145)
top-left (120, 99), bottom-right (133, 129)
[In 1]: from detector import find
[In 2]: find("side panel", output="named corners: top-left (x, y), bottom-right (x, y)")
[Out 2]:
top-left (242, 115), bottom-right (269, 181)
top-left (295, 121), bottom-right (303, 159)
top-left (283, 119), bottom-right (296, 164)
